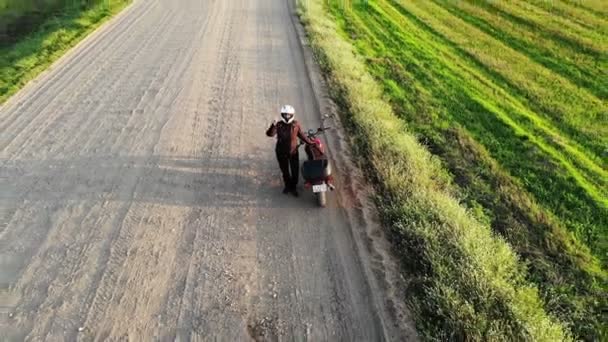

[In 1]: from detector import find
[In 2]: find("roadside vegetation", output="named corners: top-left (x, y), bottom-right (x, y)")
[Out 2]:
top-left (0, 0), bottom-right (131, 104)
top-left (298, 0), bottom-right (606, 340)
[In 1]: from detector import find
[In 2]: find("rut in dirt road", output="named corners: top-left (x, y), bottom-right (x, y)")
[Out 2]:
top-left (0, 0), bottom-right (415, 340)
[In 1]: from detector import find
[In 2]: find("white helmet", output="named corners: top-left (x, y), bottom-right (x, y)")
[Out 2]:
top-left (280, 104), bottom-right (295, 124)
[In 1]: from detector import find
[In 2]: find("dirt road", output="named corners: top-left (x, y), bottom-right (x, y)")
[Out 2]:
top-left (0, 0), bottom-right (415, 340)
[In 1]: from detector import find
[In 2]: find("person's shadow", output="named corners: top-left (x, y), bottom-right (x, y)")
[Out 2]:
top-left (1, 154), bottom-right (320, 210)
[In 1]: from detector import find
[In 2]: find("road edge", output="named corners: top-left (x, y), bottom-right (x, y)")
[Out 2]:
top-left (287, 0), bottom-right (418, 340)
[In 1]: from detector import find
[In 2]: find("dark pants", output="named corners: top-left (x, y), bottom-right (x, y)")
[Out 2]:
top-left (277, 150), bottom-right (299, 190)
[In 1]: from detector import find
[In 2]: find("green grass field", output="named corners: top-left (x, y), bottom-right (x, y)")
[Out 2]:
top-left (0, 0), bottom-right (131, 104)
top-left (299, 0), bottom-right (607, 340)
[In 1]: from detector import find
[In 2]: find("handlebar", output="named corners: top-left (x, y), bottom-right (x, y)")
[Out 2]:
top-left (310, 126), bottom-right (331, 137)
top-left (298, 126), bottom-right (332, 147)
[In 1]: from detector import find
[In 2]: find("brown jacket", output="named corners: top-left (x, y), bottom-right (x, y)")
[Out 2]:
top-left (266, 120), bottom-right (312, 155)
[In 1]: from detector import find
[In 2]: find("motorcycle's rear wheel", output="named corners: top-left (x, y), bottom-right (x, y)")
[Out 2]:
top-left (316, 191), bottom-right (327, 207)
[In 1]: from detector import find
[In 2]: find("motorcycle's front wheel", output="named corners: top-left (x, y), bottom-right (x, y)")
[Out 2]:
top-left (316, 191), bottom-right (327, 207)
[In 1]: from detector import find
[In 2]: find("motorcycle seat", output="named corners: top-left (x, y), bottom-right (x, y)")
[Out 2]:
top-left (302, 159), bottom-right (331, 180)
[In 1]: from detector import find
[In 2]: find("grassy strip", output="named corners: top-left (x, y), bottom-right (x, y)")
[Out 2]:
top-left (0, 0), bottom-right (131, 104)
top-left (297, 0), bottom-right (570, 340)
top-left (1, 0), bottom-right (85, 45)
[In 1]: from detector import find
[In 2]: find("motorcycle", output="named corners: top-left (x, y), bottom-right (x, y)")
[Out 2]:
top-left (300, 115), bottom-right (335, 207)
